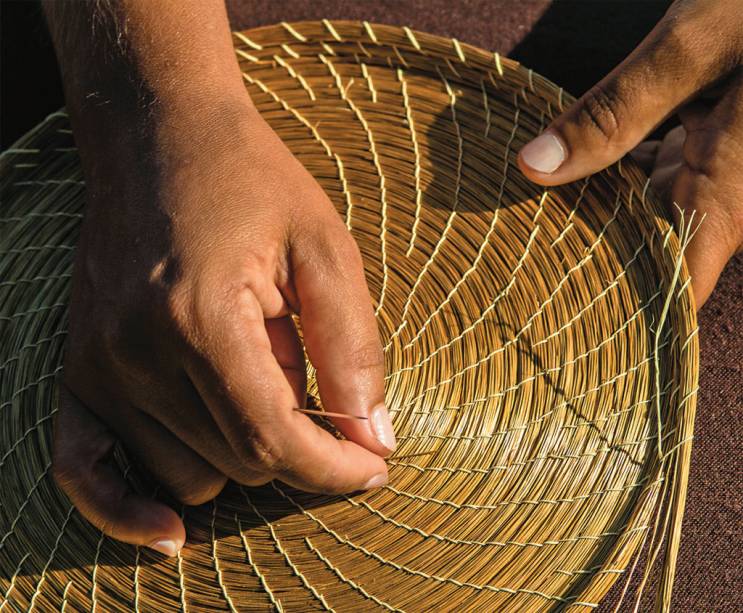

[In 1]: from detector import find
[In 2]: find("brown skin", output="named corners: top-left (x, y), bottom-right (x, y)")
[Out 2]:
top-left (45, 0), bottom-right (394, 556)
top-left (46, 0), bottom-right (740, 556)
top-left (518, 0), bottom-right (743, 308)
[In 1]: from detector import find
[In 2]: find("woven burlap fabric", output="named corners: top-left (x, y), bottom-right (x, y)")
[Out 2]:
top-left (1, 20), bottom-right (699, 612)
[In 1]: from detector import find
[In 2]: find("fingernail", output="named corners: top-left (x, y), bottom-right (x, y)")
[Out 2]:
top-left (149, 538), bottom-right (181, 557)
top-left (363, 473), bottom-right (388, 490)
top-left (370, 403), bottom-right (396, 452)
top-left (520, 132), bottom-right (566, 174)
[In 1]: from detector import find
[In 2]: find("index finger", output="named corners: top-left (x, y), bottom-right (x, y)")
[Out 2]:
top-left (184, 280), bottom-right (389, 493)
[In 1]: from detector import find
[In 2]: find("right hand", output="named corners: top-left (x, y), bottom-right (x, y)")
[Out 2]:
top-left (53, 95), bottom-right (395, 557)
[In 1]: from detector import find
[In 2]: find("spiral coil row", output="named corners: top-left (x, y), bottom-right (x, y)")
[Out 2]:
top-left (0, 21), bottom-right (698, 612)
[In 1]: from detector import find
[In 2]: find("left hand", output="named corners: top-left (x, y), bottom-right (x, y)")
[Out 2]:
top-left (517, 0), bottom-right (743, 308)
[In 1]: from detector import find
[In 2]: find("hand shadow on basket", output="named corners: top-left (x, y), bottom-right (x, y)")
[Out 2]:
top-left (415, 95), bottom-right (673, 609)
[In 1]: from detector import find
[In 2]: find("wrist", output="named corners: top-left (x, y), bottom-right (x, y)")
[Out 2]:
top-left (66, 65), bottom-right (254, 142)
top-left (69, 83), bottom-right (258, 189)
top-left (71, 92), bottom-right (263, 265)
top-left (45, 0), bottom-right (255, 170)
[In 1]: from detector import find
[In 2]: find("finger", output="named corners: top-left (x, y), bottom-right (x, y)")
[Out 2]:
top-left (672, 78), bottom-right (743, 308)
top-left (106, 405), bottom-right (228, 506)
top-left (125, 374), bottom-right (271, 486)
top-left (185, 279), bottom-right (389, 494)
top-left (649, 162), bottom-right (681, 204)
top-left (648, 126), bottom-right (686, 200)
top-left (518, 2), bottom-right (735, 184)
top-left (292, 219), bottom-right (395, 456)
top-left (654, 125), bottom-right (685, 169)
top-left (670, 195), bottom-right (739, 309)
top-left (265, 315), bottom-right (307, 409)
top-left (52, 383), bottom-right (185, 555)
top-left (279, 411), bottom-right (391, 493)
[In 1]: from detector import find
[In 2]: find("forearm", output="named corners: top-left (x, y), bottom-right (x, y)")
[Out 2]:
top-left (43, 0), bottom-right (249, 116)
top-left (43, 0), bottom-right (256, 207)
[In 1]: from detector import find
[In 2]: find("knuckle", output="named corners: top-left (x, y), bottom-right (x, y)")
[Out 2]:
top-left (238, 432), bottom-right (284, 473)
top-left (51, 438), bottom-right (103, 494)
top-left (315, 463), bottom-right (346, 494)
top-left (190, 261), bottom-right (267, 333)
top-left (220, 280), bottom-right (265, 320)
top-left (168, 468), bottom-right (227, 506)
top-left (576, 85), bottom-right (624, 143)
top-left (347, 340), bottom-right (385, 373)
top-left (673, 167), bottom-right (743, 253)
top-left (251, 439), bottom-right (283, 472)
top-left (682, 128), bottom-right (735, 180)
top-left (314, 223), bottom-right (364, 272)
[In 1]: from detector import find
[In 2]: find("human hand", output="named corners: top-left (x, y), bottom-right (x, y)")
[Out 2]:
top-left (52, 97), bottom-right (395, 557)
top-left (517, 0), bottom-right (743, 308)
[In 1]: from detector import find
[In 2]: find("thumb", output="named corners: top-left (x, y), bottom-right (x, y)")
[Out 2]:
top-left (517, 3), bottom-right (731, 186)
top-left (52, 382), bottom-right (186, 556)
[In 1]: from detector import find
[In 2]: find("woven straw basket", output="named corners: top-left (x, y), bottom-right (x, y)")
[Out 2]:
top-left (1, 21), bottom-right (699, 612)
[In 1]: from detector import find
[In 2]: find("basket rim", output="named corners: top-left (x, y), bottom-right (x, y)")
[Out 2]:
top-left (0, 18), bottom-right (699, 612)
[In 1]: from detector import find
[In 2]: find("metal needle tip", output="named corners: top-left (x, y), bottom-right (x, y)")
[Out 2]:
top-left (294, 407), bottom-right (368, 420)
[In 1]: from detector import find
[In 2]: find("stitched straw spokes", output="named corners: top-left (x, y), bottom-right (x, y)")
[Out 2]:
top-left (0, 20), bottom-right (698, 612)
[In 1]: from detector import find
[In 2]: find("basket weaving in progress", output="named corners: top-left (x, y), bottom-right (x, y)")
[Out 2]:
top-left (1, 20), bottom-right (699, 612)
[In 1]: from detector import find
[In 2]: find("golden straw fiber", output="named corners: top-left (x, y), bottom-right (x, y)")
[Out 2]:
top-left (0, 21), bottom-right (699, 612)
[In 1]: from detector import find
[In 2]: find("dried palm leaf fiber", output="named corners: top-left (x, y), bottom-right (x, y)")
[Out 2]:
top-left (0, 20), bottom-right (699, 613)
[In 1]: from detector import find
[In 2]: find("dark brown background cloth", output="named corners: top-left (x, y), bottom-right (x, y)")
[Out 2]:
top-left (2, 1), bottom-right (741, 610)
